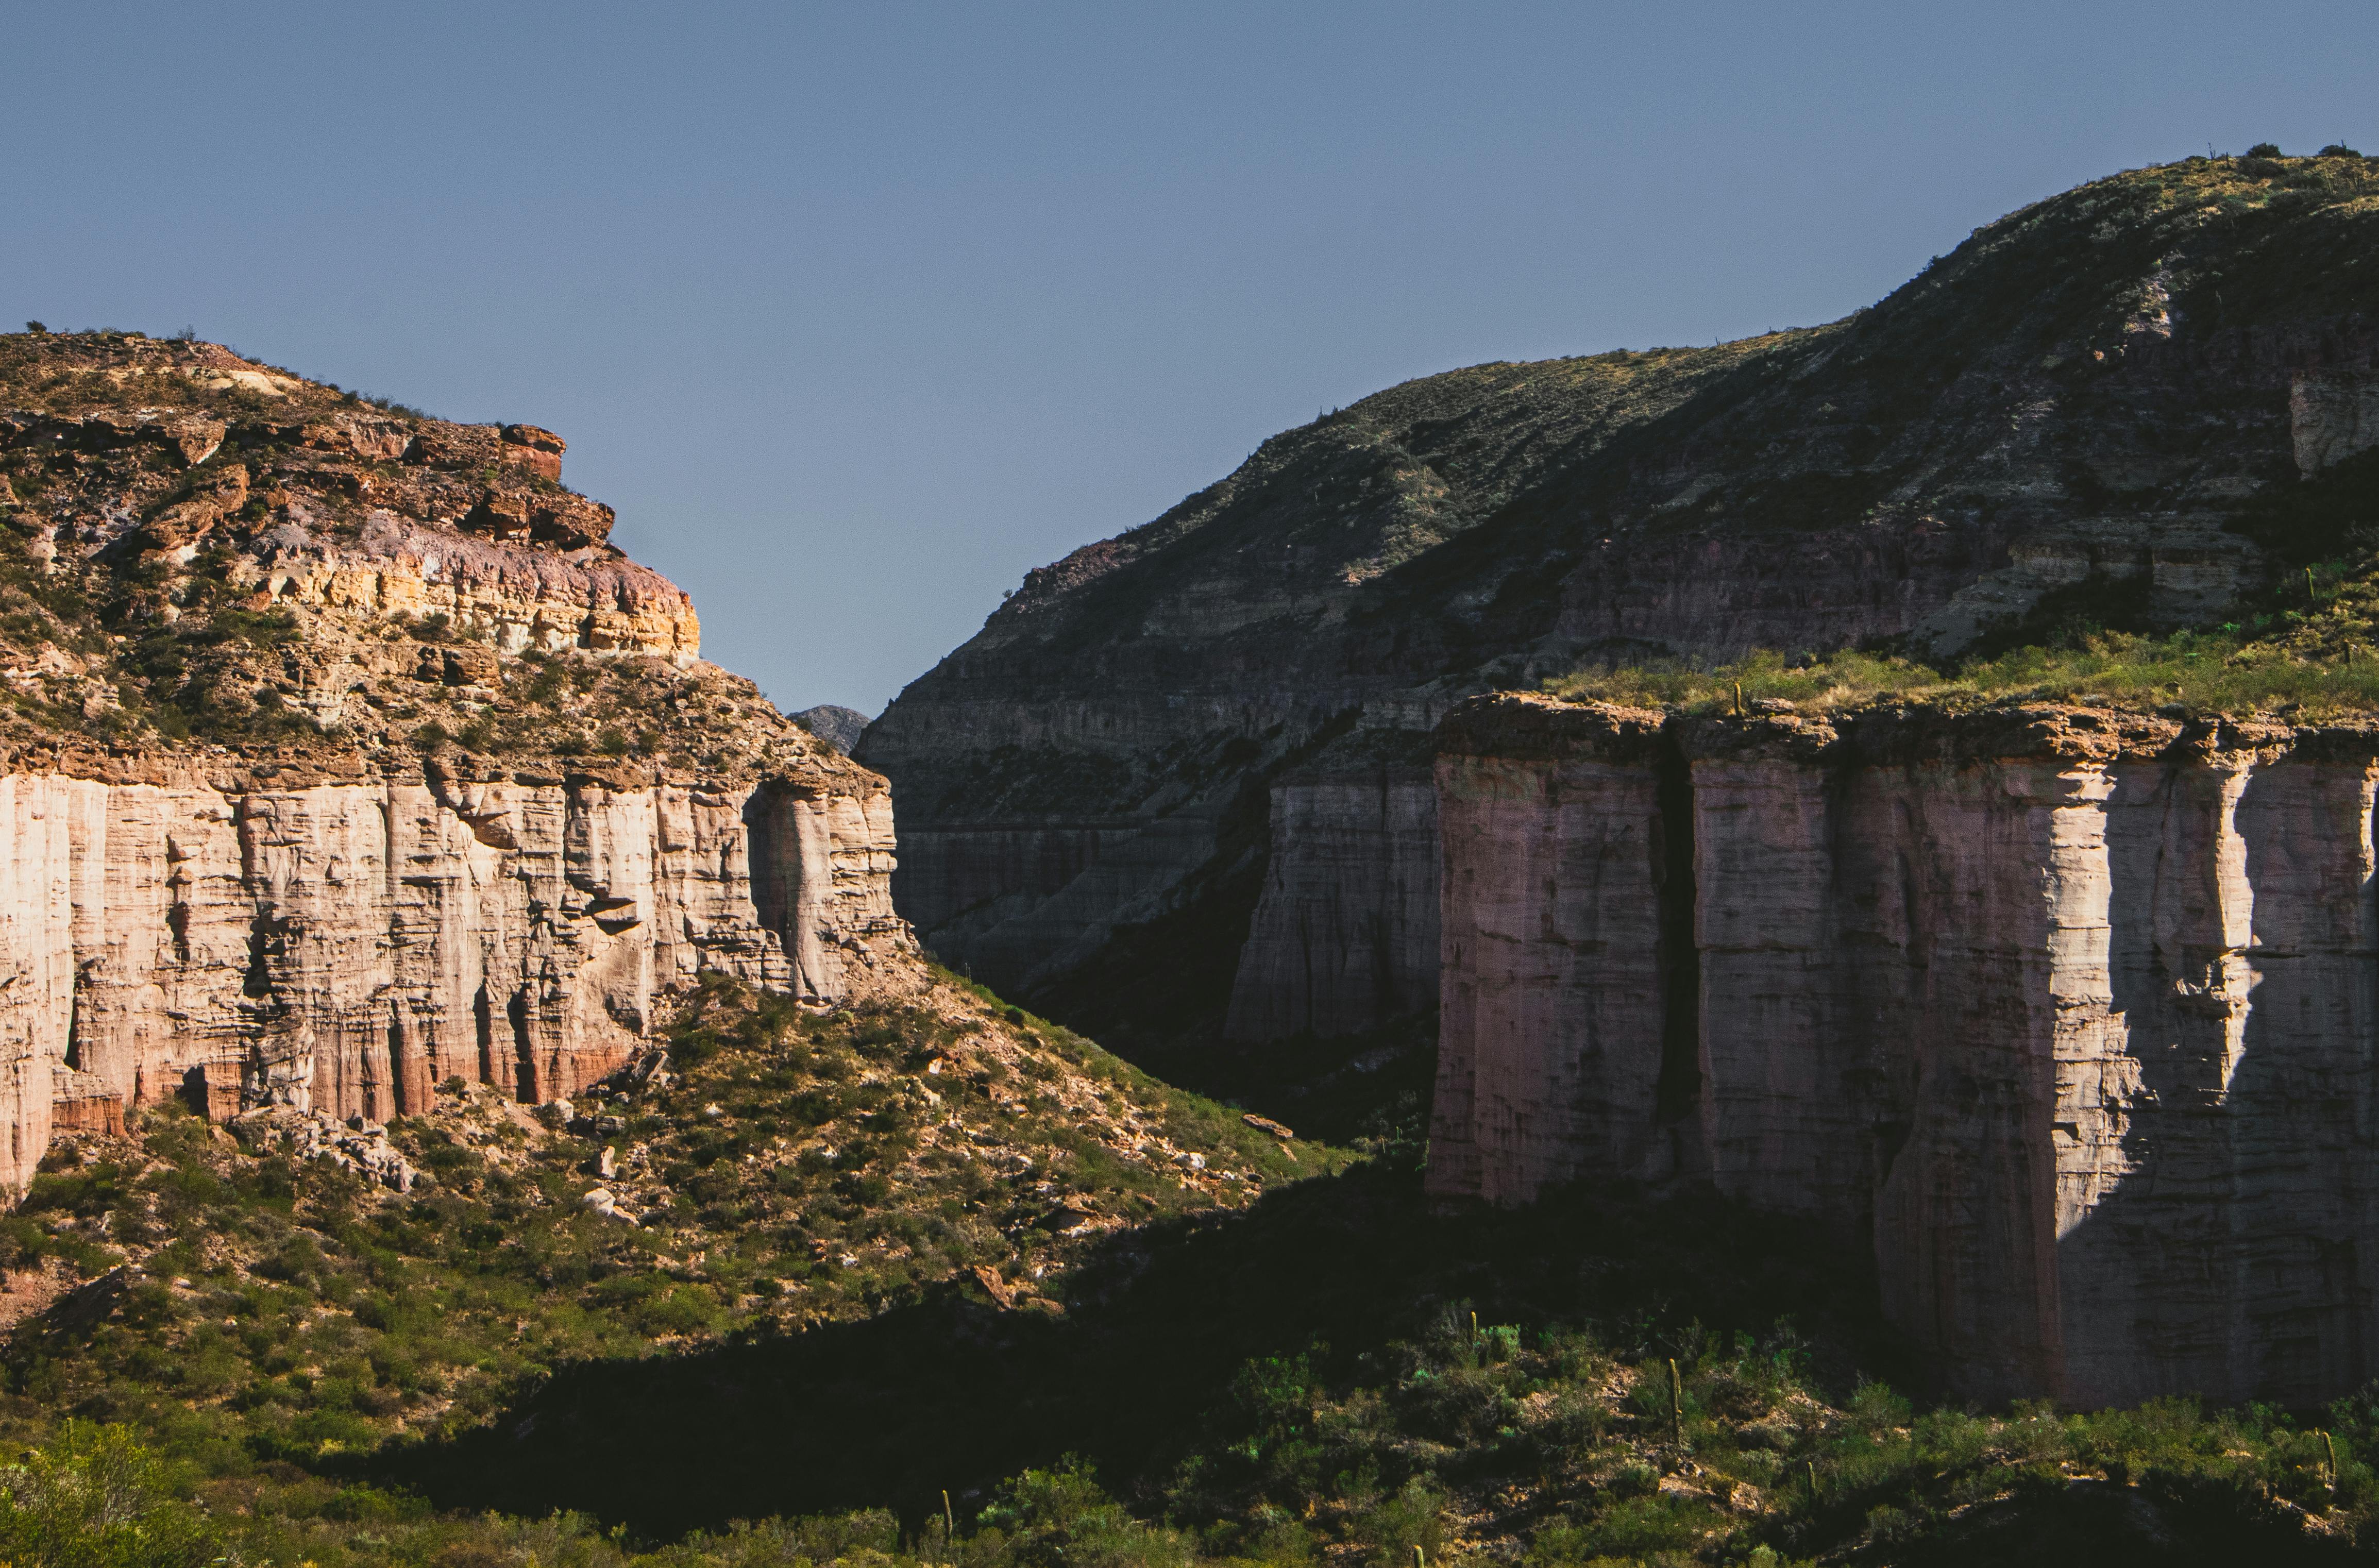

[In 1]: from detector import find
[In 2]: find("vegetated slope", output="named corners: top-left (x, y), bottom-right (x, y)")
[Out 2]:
top-left (0, 970), bottom-right (1319, 1463)
top-left (859, 150), bottom-right (2379, 1052)
top-left (10, 1022), bottom-right (2379, 1566)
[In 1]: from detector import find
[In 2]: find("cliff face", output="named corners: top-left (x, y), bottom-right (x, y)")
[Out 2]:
top-left (862, 154), bottom-right (2379, 1046)
top-left (1430, 692), bottom-right (2379, 1406)
top-left (1223, 740), bottom-right (1441, 1042)
top-left (0, 332), bottom-right (915, 1194)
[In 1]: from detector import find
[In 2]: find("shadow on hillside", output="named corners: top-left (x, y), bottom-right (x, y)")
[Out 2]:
top-left (383, 1164), bottom-right (1892, 1540)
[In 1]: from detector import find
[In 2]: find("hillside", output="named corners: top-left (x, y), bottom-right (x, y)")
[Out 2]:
top-left (859, 150), bottom-right (2379, 1058)
top-left (0, 329), bottom-right (825, 776)
top-left (5, 992), bottom-right (2374, 1564)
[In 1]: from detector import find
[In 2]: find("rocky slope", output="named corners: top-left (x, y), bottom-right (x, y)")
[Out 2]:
top-left (0, 331), bottom-right (911, 1193)
top-left (861, 151), bottom-right (2379, 1048)
top-left (1430, 689), bottom-right (2379, 1409)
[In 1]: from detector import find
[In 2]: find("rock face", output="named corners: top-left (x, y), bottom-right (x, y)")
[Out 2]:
top-left (1223, 749), bottom-right (1441, 1041)
top-left (862, 154), bottom-right (2379, 1047)
top-left (0, 758), bottom-right (906, 1195)
top-left (1430, 691), bottom-right (2379, 1407)
top-left (0, 332), bottom-right (917, 1195)
top-left (794, 704), bottom-right (870, 755)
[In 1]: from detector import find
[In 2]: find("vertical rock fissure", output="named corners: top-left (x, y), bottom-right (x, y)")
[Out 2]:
top-left (508, 987), bottom-right (537, 1103)
top-left (1653, 726), bottom-right (1701, 1124)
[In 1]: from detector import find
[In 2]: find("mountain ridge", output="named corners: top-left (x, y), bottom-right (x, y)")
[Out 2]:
top-left (861, 150), bottom-right (2379, 1050)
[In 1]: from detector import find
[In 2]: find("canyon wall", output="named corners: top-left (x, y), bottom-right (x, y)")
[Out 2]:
top-left (1431, 692), bottom-right (2379, 1407)
top-left (0, 331), bottom-right (922, 1200)
top-left (0, 754), bottom-right (908, 1196)
top-left (1223, 754), bottom-right (1441, 1041)
top-left (865, 158), bottom-right (2379, 1048)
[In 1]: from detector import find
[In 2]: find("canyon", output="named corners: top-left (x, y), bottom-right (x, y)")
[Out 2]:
top-left (0, 331), bottom-right (913, 1195)
top-left (861, 154), bottom-right (2379, 1058)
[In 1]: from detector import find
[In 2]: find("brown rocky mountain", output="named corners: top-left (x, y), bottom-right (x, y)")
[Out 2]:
top-left (0, 330), bottom-right (912, 1191)
top-left (792, 703), bottom-right (871, 754)
top-left (860, 152), bottom-right (2379, 1054)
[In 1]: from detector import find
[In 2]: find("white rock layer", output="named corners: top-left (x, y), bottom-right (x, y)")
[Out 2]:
top-left (0, 765), bottom-right (908, 1195)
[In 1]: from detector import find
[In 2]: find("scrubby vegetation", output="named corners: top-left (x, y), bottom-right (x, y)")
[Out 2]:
top-left (1551, 439), bottom-right (2379, 721)
top-left (0, 977), bottom-right (2358, 1564)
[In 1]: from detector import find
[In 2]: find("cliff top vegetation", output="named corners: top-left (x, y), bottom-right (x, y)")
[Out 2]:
top-left (0, 330), bottom-right (834, 784)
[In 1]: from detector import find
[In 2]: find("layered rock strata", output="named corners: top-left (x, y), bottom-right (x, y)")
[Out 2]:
top-left (1431, 691), bottom-right (2379, 1407)
top-left (0, 332), bottom-right (917, 1196)
top-left (0, 749), bottom-right (907, 1199)
top-left (1224, 741), bottom-right (1442, 1040)
top-left (866, 155), bottom-right (2379, 1045)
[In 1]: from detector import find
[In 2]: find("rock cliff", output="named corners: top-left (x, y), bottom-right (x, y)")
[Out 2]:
top-left (1431, 690), bottom-right (2379, 1407)
top-left (861, 153), bottom-right (2379, 1049)
top-left (0, 331), bottom-right (912, 1194)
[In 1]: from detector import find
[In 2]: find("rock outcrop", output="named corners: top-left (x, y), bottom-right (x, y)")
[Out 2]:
top-left (792, 704), bottom-right (870, 755)
top-left (1430, 690), bottom-right (2379, 1407)
top-left (0, 332), bottom-right (916, 1195)
top-left (1223, 735), bottom-right (1441, 1041)
top-left (863, 154), bottom-right (2379, 1047)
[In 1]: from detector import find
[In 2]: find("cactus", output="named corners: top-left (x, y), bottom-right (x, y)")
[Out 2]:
top-left (1668, 1357), bottom-right (1683, 1446)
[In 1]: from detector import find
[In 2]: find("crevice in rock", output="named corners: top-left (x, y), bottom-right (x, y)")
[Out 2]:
top-left (386, 1003), bottom-right (408, 1118)
top-left (473, 983), bottom-right (497, 1086)
top-left (508, 987), bottom-right (537, 1103)
top-left (1652, 724), bottom-right (1701, 1124)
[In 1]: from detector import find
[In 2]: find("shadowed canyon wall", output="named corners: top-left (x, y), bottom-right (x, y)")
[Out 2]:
top-left (1429, 692), bottom-right (2379, 1406)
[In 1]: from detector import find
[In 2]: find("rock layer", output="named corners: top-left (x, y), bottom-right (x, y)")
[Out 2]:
top-left (1224, 761), bottom-right (1441, 1041)
top-left (865, 155), bottom-right (2379, 1046)
top-left (0, 332), bottom-right (918, 1197)
top-left (1430, 692), bottom-right (2379, 1406)
top-left (0, 755), bottom-right (908, 1196)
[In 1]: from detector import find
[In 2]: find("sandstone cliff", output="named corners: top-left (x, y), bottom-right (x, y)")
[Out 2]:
top-left (1430, 689), bottom-right (2379, 1407)
top-left (0, 332), bottom-right (913, 1194)
top-left (862, 152), bottom-right (2379, 1048)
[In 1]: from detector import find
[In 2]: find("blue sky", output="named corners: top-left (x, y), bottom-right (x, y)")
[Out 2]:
top-left (8, 1), bottom-right (2377, 713)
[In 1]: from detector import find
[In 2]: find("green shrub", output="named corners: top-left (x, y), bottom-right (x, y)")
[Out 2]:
top-left (0, 1421), bottom-right (222, 1568)
top-left (1345, 1476), bottom-right (1445, 1565)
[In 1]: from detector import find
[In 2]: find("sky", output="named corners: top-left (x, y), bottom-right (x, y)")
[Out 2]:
top-left (7, 2), bottom-right (2378, 715)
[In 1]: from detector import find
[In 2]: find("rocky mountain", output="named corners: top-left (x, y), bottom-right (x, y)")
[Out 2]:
top-left (0, 330), bottom-right (912, 1191)
top-left (860, 151), bottom-right (2379, 1053)
top-left (794, 703), bottom-right (871, 754)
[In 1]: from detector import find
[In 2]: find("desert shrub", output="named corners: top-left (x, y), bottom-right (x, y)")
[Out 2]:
top-left (1345, 1476), bottom-right (1445, 1564)
top-left (0, 1421), bottom-right (221, 1568)
top-left (1531, 1494), bottom-right (1714, 1563)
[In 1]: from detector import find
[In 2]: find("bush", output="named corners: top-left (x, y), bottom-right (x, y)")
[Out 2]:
top-left (0, 1421), bottom-right (222, 1568)
top-left (2247, 142), bottom-right (2283, 158)
top-left (1346, 1477), bottom-right (1446, 1564)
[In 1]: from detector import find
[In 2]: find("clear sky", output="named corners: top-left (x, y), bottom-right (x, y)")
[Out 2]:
top-left (7, 1), bottom-right (2376, 715)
